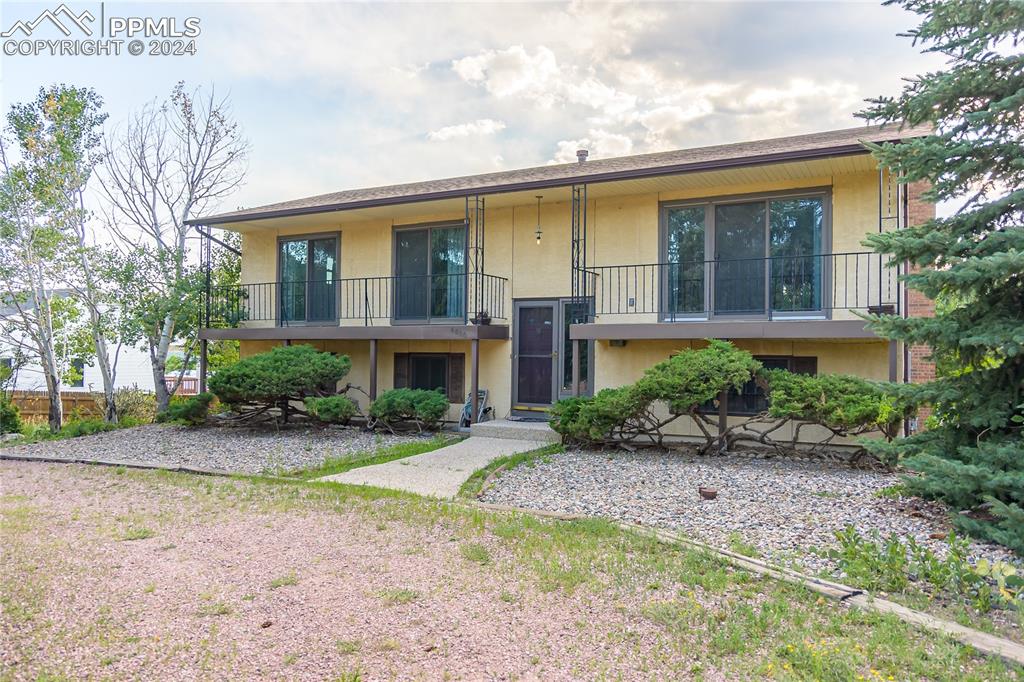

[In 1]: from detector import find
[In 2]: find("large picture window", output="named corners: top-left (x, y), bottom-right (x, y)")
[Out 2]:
top-left (394, 224), bottom-right (466, 322)
top-left (662, 191), bottom-right (827, 318)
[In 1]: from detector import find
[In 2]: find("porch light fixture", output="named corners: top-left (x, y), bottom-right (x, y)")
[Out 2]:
top-left (535, 195), bottom-right (543, 244)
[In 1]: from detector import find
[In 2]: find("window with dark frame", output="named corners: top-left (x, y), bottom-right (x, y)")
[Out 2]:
top-left (696, 355), bottom-right (817, 416)
top-left (662, 191), bottom-right (826, 318)
top-left (278, 235), bottom-right (338, 324)
top-left (394, 223), bottom-right (467, 322)
top-left (393, 352), bottom-right (465, 403)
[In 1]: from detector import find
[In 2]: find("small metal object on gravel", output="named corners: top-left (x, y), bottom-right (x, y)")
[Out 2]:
top-left (698, 486), bottom-right (717, 500)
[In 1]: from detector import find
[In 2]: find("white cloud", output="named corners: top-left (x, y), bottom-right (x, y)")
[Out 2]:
top-left (427, 119), bottom-right (507, 141)
top-left (452, 46), bottom-right (561, 105)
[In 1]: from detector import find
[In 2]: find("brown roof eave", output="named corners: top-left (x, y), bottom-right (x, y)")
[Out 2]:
top-left (187, 141), bottom-right (879, 227)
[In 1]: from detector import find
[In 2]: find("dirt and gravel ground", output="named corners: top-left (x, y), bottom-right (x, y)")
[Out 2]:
top-left (4, 460), bottom-right (1018, 681)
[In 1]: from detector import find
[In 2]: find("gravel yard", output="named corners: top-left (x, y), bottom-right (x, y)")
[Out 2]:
top-left (479, 448), bottom-right (1019, 575)
top-left (0, 423), bottom-right (432, 475)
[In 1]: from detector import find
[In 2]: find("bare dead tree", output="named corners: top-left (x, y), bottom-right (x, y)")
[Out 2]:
top-left (99, 82), bottom-right (249, 412)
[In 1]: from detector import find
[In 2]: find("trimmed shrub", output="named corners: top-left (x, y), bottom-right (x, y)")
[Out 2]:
top-left (0, 397), bottom-right (22, 435)
top-left (157, 392), bottom-right (214, 425)
top-left (209, 345), bottom-right (351, 416)
top-left (305, 395), bottom-right (358, 425)
top-left (551, 339), bottom-right (914, 461)
top-left (765, 371), bottom-right (912, 441)
top-left (551, 340), bottom-right (759, 447)
top-left (369, 388), bottom-right (448, 431)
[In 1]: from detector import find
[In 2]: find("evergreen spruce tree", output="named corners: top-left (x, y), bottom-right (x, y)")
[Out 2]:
top-left (859, 0), bottom-right (1024, 552)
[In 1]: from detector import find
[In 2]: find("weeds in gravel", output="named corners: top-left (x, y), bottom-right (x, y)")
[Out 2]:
top-left (269, 572), bottom-right (298, 590)
top-left (727, 532), bottom-right (760, 558)
top-left (284, 434), bottom-right (460, 480)
top-left (829, 526), bottom-right (1024, 615)
top-left (119, 526), bottom-right (155, 541)
top-left (197, 601), bottom-right (232, 617)
top-left (377, 588), bottom-right (418, 605)
top-left (336, 639), bottom-right (361, 655)
top-left (459, 443), bottom-right (562, 498)
top-left (333, 669), bottom-right (363, 682)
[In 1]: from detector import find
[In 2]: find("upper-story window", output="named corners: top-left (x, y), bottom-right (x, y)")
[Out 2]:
top-left (278, 235), bottom-right (338, 324)
top-left (661, 190), bottom-right (828, 319)
top-left (394, 223), bottom-right (466, 322)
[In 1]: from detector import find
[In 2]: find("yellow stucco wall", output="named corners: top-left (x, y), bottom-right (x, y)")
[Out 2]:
top-left (234, 169), bottom-right (894, 426)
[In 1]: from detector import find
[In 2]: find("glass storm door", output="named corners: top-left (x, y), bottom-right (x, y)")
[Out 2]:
top-left (664, 205), bottom-right (706, 317)
top-left (513, 300), bottom-right (557, 408)
top-left (278, 236), bottom-right (337, 324)
top-left (714, 202), bottom-right (766, 315)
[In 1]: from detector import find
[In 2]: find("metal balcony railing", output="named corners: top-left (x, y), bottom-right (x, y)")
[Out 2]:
top-left (581, 251), bottom-right (900, 320)
top-left (206, 273), bottom-right (507, 327)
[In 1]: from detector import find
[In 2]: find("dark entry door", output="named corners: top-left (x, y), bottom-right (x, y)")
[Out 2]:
top-left (513, 300), bottom-right (557, 410)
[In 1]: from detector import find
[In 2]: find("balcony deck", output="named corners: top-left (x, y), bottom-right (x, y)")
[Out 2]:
top-left (200, 272), bottom-right (508, 341)
top-left (571, 251), bottom-right (900, 340)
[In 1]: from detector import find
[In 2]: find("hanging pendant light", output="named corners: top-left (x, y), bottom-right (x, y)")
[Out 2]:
top-left (534, 195), bottom-right (543, 244)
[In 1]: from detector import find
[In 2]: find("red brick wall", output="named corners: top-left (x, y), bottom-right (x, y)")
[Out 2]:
top-left (905, 181), bottom-right (936, 428)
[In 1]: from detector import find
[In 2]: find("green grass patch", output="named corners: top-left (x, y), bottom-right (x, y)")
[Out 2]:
top-left (458, 443), bottom-right (562, 498)
top-left (283, 434), bottom-right (461, 480)
top-left (459, 542), bottom-right (491, 565)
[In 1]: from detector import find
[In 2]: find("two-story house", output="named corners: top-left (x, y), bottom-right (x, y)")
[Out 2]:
top-left (189, 124), bottom-right (934, 437)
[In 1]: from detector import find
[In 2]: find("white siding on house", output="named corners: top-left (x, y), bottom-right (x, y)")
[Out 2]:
top-left (2, 343), bottom-right (156, 393)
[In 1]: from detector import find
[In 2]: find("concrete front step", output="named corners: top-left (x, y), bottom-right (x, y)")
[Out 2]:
top-left (470, 419), bottom-right (560, 443)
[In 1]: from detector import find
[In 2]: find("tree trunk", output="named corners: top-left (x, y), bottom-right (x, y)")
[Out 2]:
top-left (76, 218), bottom-right (118, 424)
top-left (44, 371), bottom-right (63, 432)
top-left (151, 312), bottom-right (176, 412)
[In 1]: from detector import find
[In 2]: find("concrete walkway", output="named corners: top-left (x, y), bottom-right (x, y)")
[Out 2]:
top-left (320, 436), bottom-right (541, 498)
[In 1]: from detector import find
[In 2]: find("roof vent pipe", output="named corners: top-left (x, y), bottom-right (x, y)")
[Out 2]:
top-left (576, 149), bottom-right (589, 164)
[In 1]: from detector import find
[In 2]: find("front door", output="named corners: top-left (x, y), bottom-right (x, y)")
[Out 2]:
top-left (512, 300), bottom-right (557, 413)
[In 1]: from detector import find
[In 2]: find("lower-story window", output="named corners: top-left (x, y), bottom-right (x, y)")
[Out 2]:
top-left (696, 355), bottom-right (817, 416)
top-left (393, 353), bottom-right (465, 403)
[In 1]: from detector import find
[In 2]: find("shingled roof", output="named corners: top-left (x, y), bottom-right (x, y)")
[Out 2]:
top-left (192, 123), bottom-right (929, 225)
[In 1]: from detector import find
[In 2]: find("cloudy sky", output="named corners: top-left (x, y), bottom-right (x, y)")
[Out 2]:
top-left (1, 1), bottom-right (941, 213)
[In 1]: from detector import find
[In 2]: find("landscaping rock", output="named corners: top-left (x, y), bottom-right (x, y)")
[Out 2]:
top-left (0, 423), bottom-right (432, 475)
top-left (480, 448), bottom-right (1019, 575)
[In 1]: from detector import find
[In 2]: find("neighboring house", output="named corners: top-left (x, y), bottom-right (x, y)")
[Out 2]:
top-left (189, 125), bottom-right (935, 439)
top-left (3, 349), bottom-right (156, 394)
top-left (0, 293), bottom-right (157, 394)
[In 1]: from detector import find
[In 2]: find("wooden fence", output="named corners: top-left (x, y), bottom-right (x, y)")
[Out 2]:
top-left (8, 390), bottom-right (100, 419)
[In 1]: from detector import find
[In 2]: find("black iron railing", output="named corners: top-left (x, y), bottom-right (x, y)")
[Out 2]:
top-left (581, 252), bottom-right (899, 320)
top-left (207, 273), bottom-right (507, 327)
